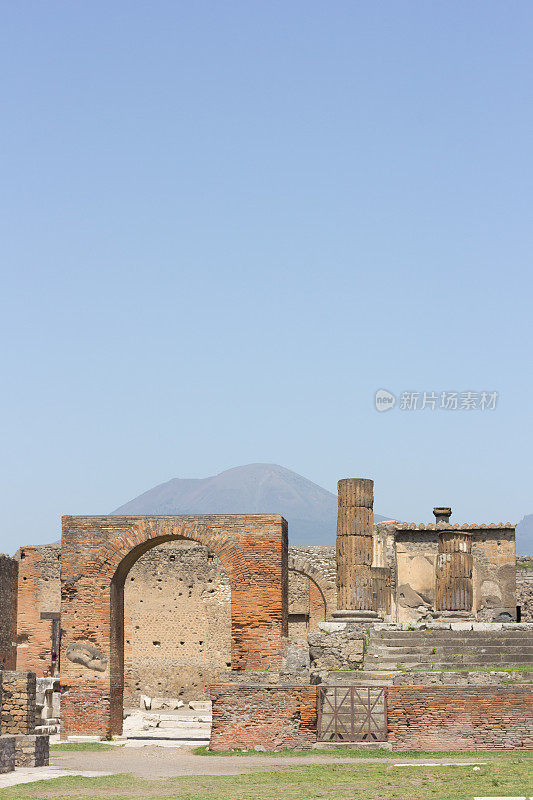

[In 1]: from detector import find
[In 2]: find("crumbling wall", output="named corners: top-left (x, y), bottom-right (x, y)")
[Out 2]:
top-left (517, 557), bottom-right (533, 621)
top-left (14, 545), bottom-right (61, 674)
top-left (1, 671), bottom-right (36, 735)
top-left (289, 546), bottom-right (336, 583)
top-left (60, 514), bottom-right (289, 739)
top-left (393, 526), bottom-right (516, 622)
top-left (0, 671), bottom-right (49, 769)
top-left (395, 531), bottom-right (438, 622)
top-left (10, 538), bottom-right (333, 704)
top-left (472, 528), bottom-right (516, 620)
top-left (210, 684), bottom-right (317, 750)
top-left (0, 554), bottom-right (18, 669)
top-left (124, 541), bottom-right (231, 704)
top-left (308, 622), bottom-right (366, 682)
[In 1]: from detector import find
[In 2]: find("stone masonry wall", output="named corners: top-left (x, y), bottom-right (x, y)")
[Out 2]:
top-left (210, 684), bottom-right (317, 750)
top-left (0, 737), bottom-right (15, 774)
top-left (0, 554), bottom-right (18, 669)
top-left (472, 529), bottom-right (516, 620)
top-left (394, 527), bottom-right (516, 622)
top-left (517, 557), bottom-right (533, 622)
top-left (13, 735), bottom-right (49, 768)
top-left (386, 684), bottom-right (533, 750)
top-left (124, 541), bottom-right (231, 704)
top-left (1, 671), bottom-right (36, 736)
top-left (308, 623), bottom-right (366, 682)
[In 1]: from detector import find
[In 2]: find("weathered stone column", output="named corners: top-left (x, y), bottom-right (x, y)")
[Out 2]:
top-left (434, 508), bottom-right (473, 613)
top-left (333, 478), bottom-right (379, 622)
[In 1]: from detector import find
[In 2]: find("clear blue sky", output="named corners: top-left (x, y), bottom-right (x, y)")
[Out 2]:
top-left (1, 2), bottom-right (532, 554)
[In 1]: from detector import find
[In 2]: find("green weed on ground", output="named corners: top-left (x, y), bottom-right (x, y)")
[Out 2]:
top-left (194, 744), bottom-right (532, 758)
top-left (50, 742), bottom-right (118, 751)
top-left (1, 758), bottom-right (532, 800)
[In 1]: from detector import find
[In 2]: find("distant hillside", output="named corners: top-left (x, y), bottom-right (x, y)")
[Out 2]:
top-left (112, 463), bottom-right (391, 546)
top-left (516, 514), bottom-right (533, 554)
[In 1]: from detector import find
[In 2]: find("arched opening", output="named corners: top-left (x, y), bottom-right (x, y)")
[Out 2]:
top-left (61, 514), bottom-right (287, 740)
top-left (110, 533), bottom-right (233, 736)
top-left (123, 540), bottom-right (231, 707)
top-left (287, 569), bottom-right (327, 644)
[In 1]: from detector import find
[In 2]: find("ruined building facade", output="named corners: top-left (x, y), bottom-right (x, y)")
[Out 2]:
top-left (0, 505), bottom-right (526, 706)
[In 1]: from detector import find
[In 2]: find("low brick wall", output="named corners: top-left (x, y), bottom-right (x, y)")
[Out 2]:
top-left (210, 684), bottom-right (317, 750)
top-left (386, 685), bottom-right (533, 750)
top-left (1, 672), bottom-right (36, 735)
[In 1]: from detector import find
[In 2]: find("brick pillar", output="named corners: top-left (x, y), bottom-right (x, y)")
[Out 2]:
top-left (333, 478), bottom-right (379, 622)
top-left (436, 531), bottom-right (473, 612)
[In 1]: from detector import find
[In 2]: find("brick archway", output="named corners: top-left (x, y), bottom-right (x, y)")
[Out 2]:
top-left (288, 553), bottom-right (336, 619)
top-left (60, 514), bottom-right (288, 739)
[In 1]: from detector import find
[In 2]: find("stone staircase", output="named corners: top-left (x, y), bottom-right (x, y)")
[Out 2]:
top-left (364, 626), bottom-right (533, 672)
top-left (122, 703), bottom-right (211, 743)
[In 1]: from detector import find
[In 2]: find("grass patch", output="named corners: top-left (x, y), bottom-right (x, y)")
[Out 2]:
top-left (193, 744), bottom-right (531, 759)
top-left (51, 742), bottom-right (118, 751)
top-left (405, 664), bottom-right (533, 673)
top-left (1, 759), bottom-right (532, 800)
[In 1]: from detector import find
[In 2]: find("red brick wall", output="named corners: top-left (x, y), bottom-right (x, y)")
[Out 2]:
top-left (14, 546), bottom-right (60, 675)
top-left (60, 514), bottom-right (288, 739)
top-left (386, 685), bottom-right (533, 750)
top-left (0, 555), bottom-right (18, 669)
top-left (210, 684), bottom-right (317, 750)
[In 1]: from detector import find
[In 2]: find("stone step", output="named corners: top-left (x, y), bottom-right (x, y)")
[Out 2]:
top-left (369, 638), bottom-right (533, 646)
top-left (365, 645), bottom-right (533, 656)
top-left (325, 671), bottom-right (395, 686)
top-left (370, 628), bottom-right (533, 639)
top-left (372, 661), bottom-right (532, 671)
top-left (367, 642), bottom-right (533, 652)
top-left (369, 628), bottom-right (533, 639)
top-left (314, 741), bottom-right (392, 750)
top-left (370, 634), bottom-right (533, 643)
top-left (368, 656), bottom-right (532, 667)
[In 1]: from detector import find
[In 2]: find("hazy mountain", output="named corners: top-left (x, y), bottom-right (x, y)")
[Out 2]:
top-left (112, 463), bottom-right (391, 545)
top-left (516, 515), bottom-right (533, 555)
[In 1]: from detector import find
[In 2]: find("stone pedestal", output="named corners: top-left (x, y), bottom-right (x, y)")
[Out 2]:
top-left (335, 478), bottom-right (380, 621)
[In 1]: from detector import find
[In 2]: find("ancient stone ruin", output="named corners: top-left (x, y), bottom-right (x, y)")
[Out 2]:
top-left (0, 476), bottom-right (531, 749)
top-left (0, 670), bottom-right (49, 774)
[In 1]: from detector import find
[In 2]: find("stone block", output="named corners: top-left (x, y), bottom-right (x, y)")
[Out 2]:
top-left (318, 622), bottom-right (346, 633)
top-left (0, 736), bottom-right (15, 774)
top-left (150, 697), bottom-right (184, 710)
top-left (14, 734), bottom-right (49, 767)
top-left (188, 701), bottom-right (211, 712)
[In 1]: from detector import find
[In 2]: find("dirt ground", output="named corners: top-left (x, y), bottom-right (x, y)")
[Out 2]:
top-left (49, 746), bottom-right (492, 778)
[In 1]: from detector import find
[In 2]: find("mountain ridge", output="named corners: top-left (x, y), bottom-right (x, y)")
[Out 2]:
top-left (112, 463), bottom-right (391, 545)
top-left (112, 462), bottom-right (532, 551)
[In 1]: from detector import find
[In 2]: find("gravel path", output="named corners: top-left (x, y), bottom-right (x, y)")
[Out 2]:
top-left (50, 747), bottom-right (489, 779)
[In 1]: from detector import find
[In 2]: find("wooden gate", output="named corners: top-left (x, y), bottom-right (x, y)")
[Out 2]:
top-left (317, 686), bottom-right (387, 742)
